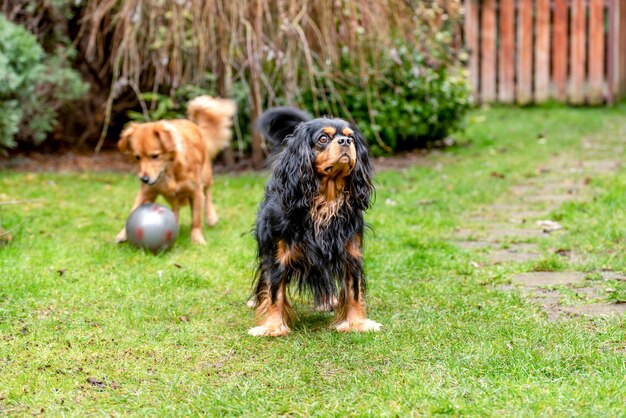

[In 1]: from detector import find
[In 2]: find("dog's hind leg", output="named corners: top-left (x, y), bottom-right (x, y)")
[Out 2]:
top-left (204, 181), bottom-right (218, 227)
top-left (189, 188), bottom-right (206, 244)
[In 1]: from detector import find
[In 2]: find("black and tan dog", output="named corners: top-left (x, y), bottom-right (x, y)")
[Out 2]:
top-left (249, 107), bottom-right (381, 336)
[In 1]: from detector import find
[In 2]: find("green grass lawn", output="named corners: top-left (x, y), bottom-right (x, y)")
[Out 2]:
top-left (1, 105), bottom-right (626, 416)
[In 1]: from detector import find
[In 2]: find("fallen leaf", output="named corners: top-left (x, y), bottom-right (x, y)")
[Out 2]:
top-left (87, 377), bottom-right (106, 389)
top-left (416, 199), bottom-right (435, 206)
top-left (554, 248), bottom-right (571, 257)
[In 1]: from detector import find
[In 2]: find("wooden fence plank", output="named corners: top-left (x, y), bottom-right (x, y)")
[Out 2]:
top-left (498, 0), bottom-right (515, 102)
top-left (620, 0), bottom-right (626, 96)
top-left (464, 0), bottom-right (624, 104)
top-left (588, 0), bottom-right (605, 103)
top-left (480, 0), bottom-right (497, 102)
top-left (552, 0), bottom-right (568, 101)
top-left (464, 0), bottom-right (479, 99)
top-left (607, 0), bottom-right (616, 103)
top-left (534, 0), bottom-right (550, 102)
top-left (517, 0), bottom-right (533, 104)
top-left (569, 0), bottom-right (587, 104)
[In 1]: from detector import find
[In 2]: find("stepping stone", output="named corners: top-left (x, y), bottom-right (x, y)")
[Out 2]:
top-left (489, 203), bottom-right (528, 212)
top-left (527, 291), bottom-right (563, 321)
top-left (485, 249), bottom-right (541, 263)
top-left (510, 185), bottom-right (539, 195)
top-left (541, 185), bottom-right (583, 195)
top-left (523, 194), bottom-right (577, 204)
top-left (507, 210), bottom-right (549, 223)
top-left (506, 243), bottom-right (541, 252)
top-left (562, 303), bottom-right (626, 317)
top-left (453, 229), bottom-right (480, 240)
top-left (580, 160), bottom-right (620, 172)
top-left (485, 227), bottom-right (546, 241)
top-left (600, 271), bottom-right (626, 281)
top-left (572, 287), bottom-right (602, 299)
top-left (511, 271), bottom-right (587, 287)
top-left (467, 215), bottom-right (501, 223)
top-left (453, 240), bottom-right (492, 250)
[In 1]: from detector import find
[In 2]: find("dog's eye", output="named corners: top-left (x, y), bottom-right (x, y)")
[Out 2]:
top-left (151, 154), bottom-right (159, 160)
top-left (318, 134), bottom-right (329, 144)
top-left (134, 155), bottom-right (140, 161)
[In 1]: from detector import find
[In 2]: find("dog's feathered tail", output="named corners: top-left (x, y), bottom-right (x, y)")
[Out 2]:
top-left (187, 96), bottom-right (237, 159)
top-left (256, 107), bottom-right (311, 151)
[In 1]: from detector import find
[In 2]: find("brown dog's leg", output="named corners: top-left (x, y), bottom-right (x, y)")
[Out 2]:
top-left (248, 276), bottom-right (293, 337)
top-left (204, 182), bottom-right (218, 227)
top-left (189, 188), bottom-right (206, 244)
top-left (116, 191), bottom-right (153, 243)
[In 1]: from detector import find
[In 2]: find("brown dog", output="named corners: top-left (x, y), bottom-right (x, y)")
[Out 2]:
top-left (116, 96), bottom-right (236, 245)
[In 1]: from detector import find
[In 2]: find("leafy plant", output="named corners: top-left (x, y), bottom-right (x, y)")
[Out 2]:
top-left (0, 13), bottom-right (88, 152)
top-left (303, 45), bottom-right (472, 156)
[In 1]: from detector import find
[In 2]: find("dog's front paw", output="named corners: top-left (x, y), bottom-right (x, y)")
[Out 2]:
top-left (334, 319), bottom-right (381, 333)
top-left (190, 229), bottom-right (206, 245)
top-left (116, 229), bottom-right (127, 243)
top-left (248, 323), bottom-right (291, 337)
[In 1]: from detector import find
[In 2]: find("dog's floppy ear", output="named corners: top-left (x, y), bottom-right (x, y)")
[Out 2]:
top-left (347, 127), bottom-right (374, 210)
top-left (272, 123), bottom-right (318, 212)
top-left (154, 122), bottom-right (177, 153)
top-left (118, 123), bottom-right (137, 154)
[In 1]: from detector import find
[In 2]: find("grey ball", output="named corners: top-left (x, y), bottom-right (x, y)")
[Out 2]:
top-left (125, 203), bottom-right (179, 253)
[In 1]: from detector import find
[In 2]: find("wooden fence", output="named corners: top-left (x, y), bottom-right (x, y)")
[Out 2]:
top-left (464, 0), bottom-right (626, 104)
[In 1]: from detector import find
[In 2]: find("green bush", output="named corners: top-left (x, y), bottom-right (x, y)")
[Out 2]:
top-left (304, 46), bottom-right (472, 156)
top-left (0, 13), bottom-right (88, 152)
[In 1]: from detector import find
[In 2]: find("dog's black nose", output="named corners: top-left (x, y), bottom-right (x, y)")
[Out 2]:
top-left (337, 136), bottom-right (353, 147)
top-left (140, 175), bottom-right (150, 184)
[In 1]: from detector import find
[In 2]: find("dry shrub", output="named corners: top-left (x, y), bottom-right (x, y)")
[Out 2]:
top-left (3, 0), bottom-right (465, 163)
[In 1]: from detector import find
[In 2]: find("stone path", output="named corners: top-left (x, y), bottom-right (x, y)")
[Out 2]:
top-left (453, 135), bottom-right (626, 320)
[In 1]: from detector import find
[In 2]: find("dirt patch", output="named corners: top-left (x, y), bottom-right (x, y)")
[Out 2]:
top-left (0, 150), bottom-right (263, 174)
top-left (1, 150), bottom-right (134, 173)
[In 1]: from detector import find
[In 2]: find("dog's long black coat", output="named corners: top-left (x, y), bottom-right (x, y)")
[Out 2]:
top-left (252, 107), bottom-right (374, 308)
